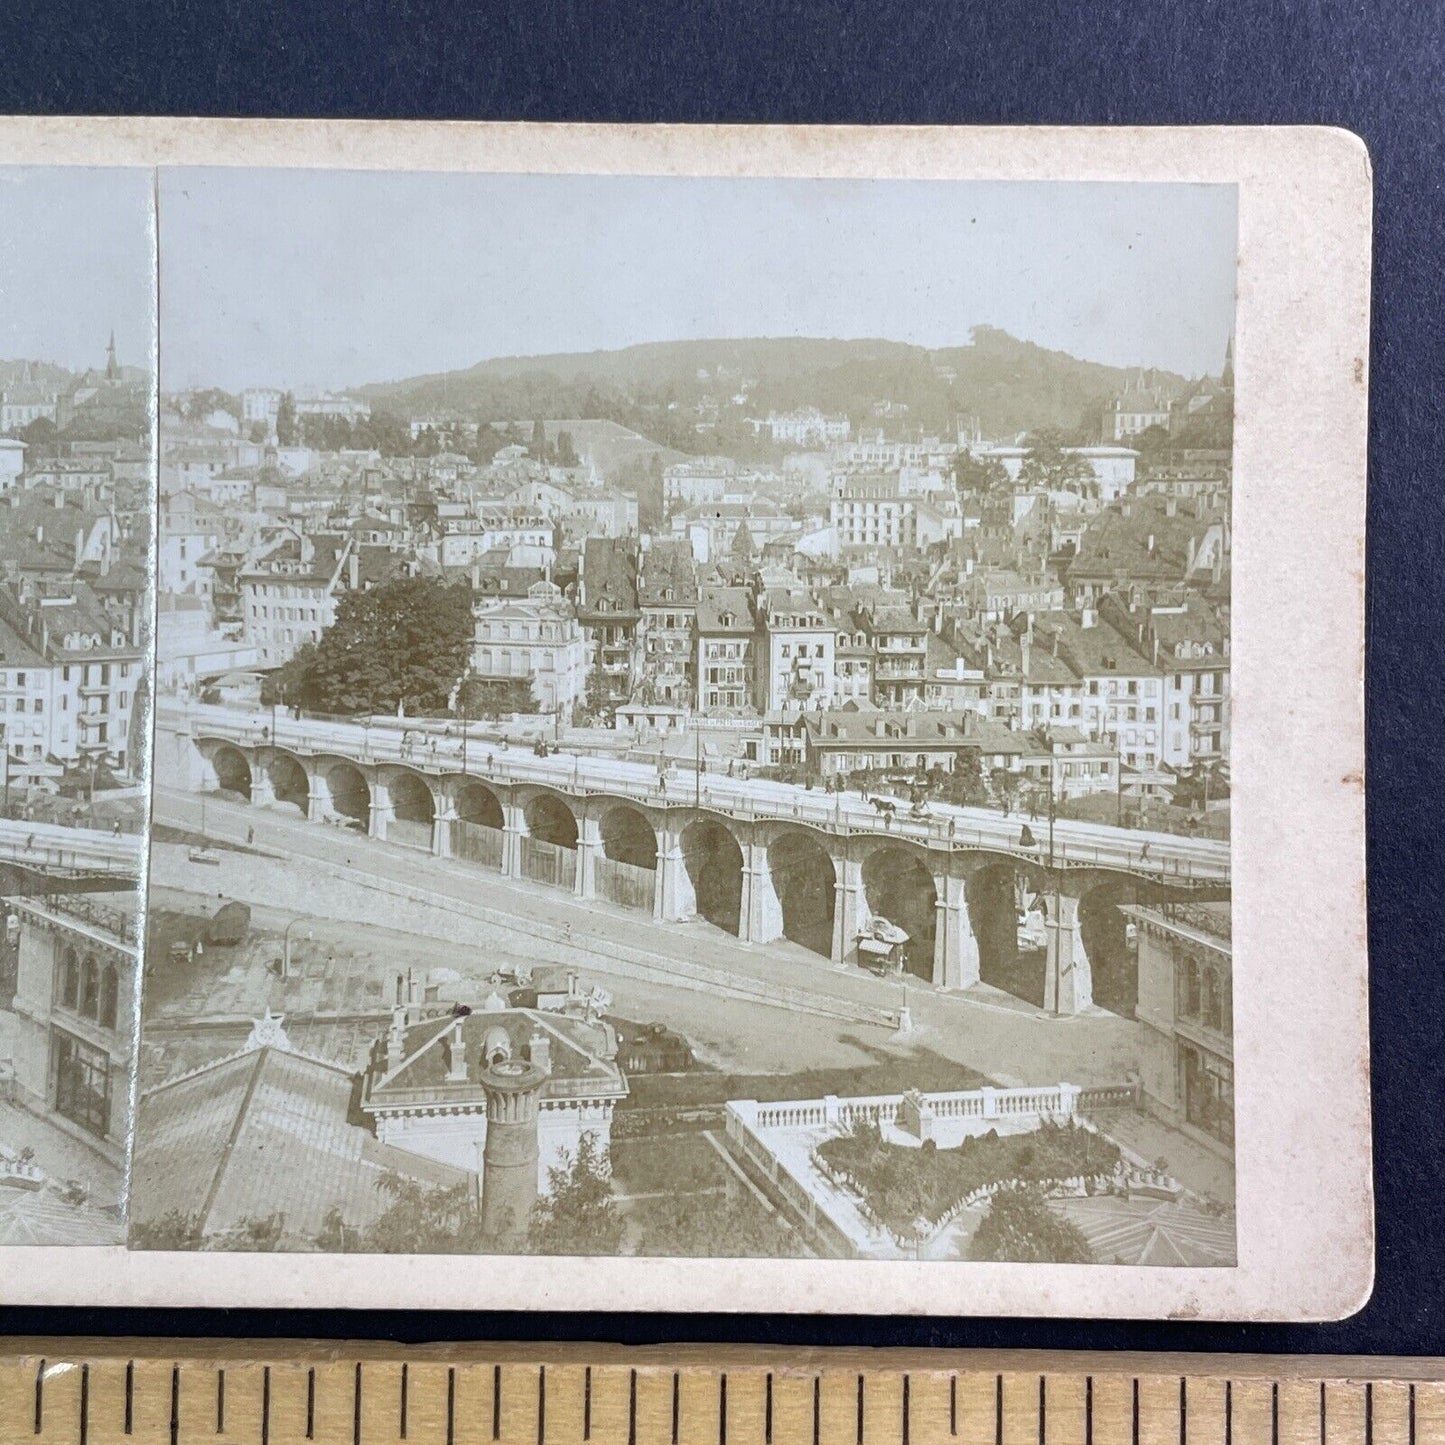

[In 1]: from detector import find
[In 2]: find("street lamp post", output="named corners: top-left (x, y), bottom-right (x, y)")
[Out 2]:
top-left (281, 915), bottom-right (310, 980)
top-left (1114, 735), bottom-right (1123, 827)
top-left (1046, 733), bottom-right (1057, 868)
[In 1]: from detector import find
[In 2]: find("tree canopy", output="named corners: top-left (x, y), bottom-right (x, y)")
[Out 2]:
top-left (275, 392), bottom-right (299, 446)
top-left (964, 1185), bottom-right (1094, 1264)
top-left (282, 575), bottom-right (474, 717)
top-left (528, 1132), bottom-right (625, 1256)
top-left (952, 450), bottom-right (1009, 496)
top-left (1017, 429), bottom-right (1095, 495)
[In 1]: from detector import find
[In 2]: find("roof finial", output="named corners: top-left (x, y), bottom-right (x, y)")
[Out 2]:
top-left (105, 330), bottom-right (119, 381)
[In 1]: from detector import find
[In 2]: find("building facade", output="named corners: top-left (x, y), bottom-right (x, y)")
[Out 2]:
top-left (4, 894), bottom-right (138, 1168)
top-left (1126, 901), bottom-right (1234, 1157)
top-left (469, 583), bottom-right (588, 716)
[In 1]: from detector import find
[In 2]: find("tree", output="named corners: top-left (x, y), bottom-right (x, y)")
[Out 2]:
top-left (528, 1132), bottom-right (625, 1256)
top-left (306, 575), bottom-right (474, 716)
top-left (729, 520), bottom-right (757, 568)
top-left (364, 1175), bottom-right (499, 1254)
top-left (629, 1187), bottom-right (795, 1258)
top-left (531, 418), bottom-right (548, 459)
top-left (457, 676), bottom-right (539, 720)
top-left (554, 429), bottom-right (579, 468)
top-left (1172, 762), bottom-right (1229, 811)
top-left (16, 415), bottom-right (58, 456)
top-left (965, 1185), bottom-right (1094, 1264)
top-left (952, 450), bottom-right (1008, 496)
top-left (1017, 428), bottom-right (1094, 496)
top-left (990, 767), bottom-right (1020, 812)
top-left (260, 640), bottom-right (320, 711)
top-left (581, 656), bottom-right (613, 724)
top-left (949, 748), bottom-right (989, 806)
top-left (275, 391), bottom-right (298, 446)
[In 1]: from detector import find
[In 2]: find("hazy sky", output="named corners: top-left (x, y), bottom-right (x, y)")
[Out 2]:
top-left (0, 168), bottom-right (156, 373)
top-left (158, 170), bottom-right (1236, 394)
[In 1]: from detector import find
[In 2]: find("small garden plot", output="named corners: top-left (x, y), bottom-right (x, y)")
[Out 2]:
top-left (814, 1117), bottom-right (1121, 1240)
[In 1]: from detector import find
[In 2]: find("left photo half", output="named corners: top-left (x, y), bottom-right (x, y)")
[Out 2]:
top-left (0, 167), bottom-right (155, 1245)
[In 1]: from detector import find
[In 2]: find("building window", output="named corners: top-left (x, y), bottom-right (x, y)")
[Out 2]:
top-left (51, 1029), bottom-right (111, 1139)
top-left (1179, 1042), bottom-right (1234, 1146)
top-left (57, 944), bottom-right (80, 1010)
top-left (99, 963), bottom-right (119, 1030)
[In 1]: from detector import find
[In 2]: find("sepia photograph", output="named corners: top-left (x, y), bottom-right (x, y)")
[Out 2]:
top-left (0, 166), bottom-right (154, 1246)
top-left (131, 167), bottom-right (1239, 1267)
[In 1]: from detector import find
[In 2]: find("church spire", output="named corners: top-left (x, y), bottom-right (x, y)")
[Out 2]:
top-left (1221, 333), bottom-right (1234, 389)
top-left (105, 330), bottom-right (119, 381)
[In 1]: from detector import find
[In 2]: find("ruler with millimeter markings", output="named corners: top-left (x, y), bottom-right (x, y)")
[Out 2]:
top-left (2, 1345), bottom-right (1441, 1445)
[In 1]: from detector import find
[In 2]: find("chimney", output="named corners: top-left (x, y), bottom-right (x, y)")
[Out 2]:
top-left (386, 1006), bottom-right (406, 1073)
top-left (446, 1019), bottom-right (468, 1082)
top-left (1020, 633), bottom-right (1031, 676)
top-left (528, 1029), bottom-right (552, 1076)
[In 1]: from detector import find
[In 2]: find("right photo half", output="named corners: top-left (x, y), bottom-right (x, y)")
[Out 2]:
top-left (132, 167), bottom-right (1234, 1267)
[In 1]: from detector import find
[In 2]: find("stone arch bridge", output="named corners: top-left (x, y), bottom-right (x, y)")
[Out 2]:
top-left (177, 712), bottom-right (1229, 1017)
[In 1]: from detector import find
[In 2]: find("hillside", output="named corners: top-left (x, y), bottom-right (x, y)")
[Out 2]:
top-left (359, 329), bottom-right (1191, 445)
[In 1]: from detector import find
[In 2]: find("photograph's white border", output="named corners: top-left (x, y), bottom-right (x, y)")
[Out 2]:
top-left (0, 120), bottom-right (1372, 1320)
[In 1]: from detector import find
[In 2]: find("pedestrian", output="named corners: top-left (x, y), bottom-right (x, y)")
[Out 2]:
top-left (247, 825), bottom-right (255, 846)
top-left (111, 819), bottom-right (122, 837)
top-left (1140, 841), bottom-right (1151, 862)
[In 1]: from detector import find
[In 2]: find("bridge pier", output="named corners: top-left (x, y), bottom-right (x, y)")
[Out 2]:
top-left (248, 766), bottom-right (275, 808)
top-left (830, 854), bottom-right (863, 964)
top-left (1043, 888), bottom-right (1094, 1015)
top-left (740, 841), bottom-right (784, 945)
top-left (655, 831), bottom-right (693, 922)
top-left (432, 802), bottom-right (456, 858)
top-left (501, 803), bottom-right (527, 880)
top-left (933, 870), bottom-right (981, 990)
top-left (576, 815), bottom-right (602, 899)
top-left (368, 783), bottom-right (393, 843)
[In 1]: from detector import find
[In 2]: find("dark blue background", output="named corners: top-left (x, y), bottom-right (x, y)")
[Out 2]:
top-left (0, 0), bottom-right (1439, 1357)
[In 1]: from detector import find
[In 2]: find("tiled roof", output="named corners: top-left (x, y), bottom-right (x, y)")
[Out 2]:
top-left (131, 1045), bottom-right (438, 1243)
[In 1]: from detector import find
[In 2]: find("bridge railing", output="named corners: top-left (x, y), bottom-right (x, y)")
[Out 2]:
top-left (176, 705), bottom-right (1229, 884)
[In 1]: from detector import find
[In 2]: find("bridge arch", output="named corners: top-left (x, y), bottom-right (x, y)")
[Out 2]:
top-left (679, 817), bottom-right (744, 937)
top-left (521, 792), bottom-right (578, 890)
top-left (319, 758), bottom-right (370, 831)
top-left (1078, 877), bottom-right (1138, 1017)
top-left (382, 766), bottom-right (436, 849)
top-left (767, 827), bottom-right (836, 958)
top-left (449, 778), bottom-right (506, 870)
top-left (452, 778), bottom-right (505, 829)
top-left (861, 845), bottom-right (936, 981)
top-left (597, 804), bottom-right (658, 911)
top-left (264, 749), bottom-right (311, 815)
top-left (966, 860), bottom-right (1043, 1006)
top-left (209, 743), bottom-right (252, 800)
